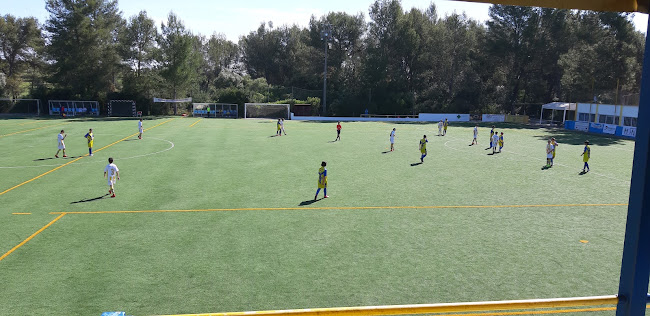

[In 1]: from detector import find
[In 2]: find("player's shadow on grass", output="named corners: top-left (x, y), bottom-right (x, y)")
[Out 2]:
top-left (70, 194), bottom-right (110, 204)
top-left (299, 198), bottom-right (323, 205)
top-left (381, 150), bottom-right (391, 154)
top-left (33, 157), bottom-right (56, 161)
top-left (328, 140), bottom-right (337, 143)
top-left (410, 162), bottom-right (422, 166)
top-left (123, 139), bottom-right (139, 141)
top-left (541, 165), bottom-right (553, 170)
top-left (269, 135), bottom-right (279, 137)
top-left (578, 170), bottom-right (588, 175)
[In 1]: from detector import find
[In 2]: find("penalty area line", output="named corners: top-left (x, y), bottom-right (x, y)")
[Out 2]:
top-left (0, 213), bottom-right (66, 263)
top-left (50, 203), bottom-right (628, 215)
top-left (0, 122), bottom-right (69, 138)
top-left (189, 118), bottom-right (201, 127)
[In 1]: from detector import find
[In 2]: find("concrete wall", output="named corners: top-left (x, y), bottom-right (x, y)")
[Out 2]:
top-left (564, 120), bottom-right (636, 139)
top-left (290, 113), bottom-right (470, 122)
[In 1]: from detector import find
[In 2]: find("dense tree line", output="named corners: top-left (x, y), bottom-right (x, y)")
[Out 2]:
top-left (0, 0), bottom-right (644, 115)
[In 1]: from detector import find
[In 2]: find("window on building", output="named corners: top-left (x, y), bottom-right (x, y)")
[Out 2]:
top-left (578, 113), bottom-right (591, 122)
top-left (598, 115), bottom-right (619, 125)
top-left (623, 117), bottom-right (637, 127)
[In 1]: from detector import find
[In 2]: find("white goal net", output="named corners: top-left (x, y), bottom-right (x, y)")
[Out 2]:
top-left (244, 103), bottom-right (290, 119)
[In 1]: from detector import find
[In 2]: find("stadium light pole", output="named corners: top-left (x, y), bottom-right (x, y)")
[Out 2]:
top-left (321, 23), bottom-right (331, 116)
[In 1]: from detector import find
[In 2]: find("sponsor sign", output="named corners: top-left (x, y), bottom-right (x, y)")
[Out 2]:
top-left (603, 124), bottom-right (617, 135)
top-left (590, 123), bottom-right (603, 131)
top-left (482, 114), bottom-right (506, 122)
top-left (574, 122), bottom-right (589, 132)
top-left (153, 97), bottom-right (192, 103)
top-left (622, 126), bottom-right (637, 138)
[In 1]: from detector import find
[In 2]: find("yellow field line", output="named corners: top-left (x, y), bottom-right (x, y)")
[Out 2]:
top-left (0, 156), bottom-right (86, 196)
top-left (189, 119), bottom-right (201, 127)
top-left (438, 306), bottom-right (617, 315)
top-left (11, 213), bottom-right (31, 215)
top-left (0, 213), bottom-right (66, 263)
top-left (0, 118), bottom-right (174, 196)
top-left (0, 122), bottom-right (68, 138)
top-left (50, 203), bottom-right (627, 215)
top-left (156, 295), bottom-right (620, 316)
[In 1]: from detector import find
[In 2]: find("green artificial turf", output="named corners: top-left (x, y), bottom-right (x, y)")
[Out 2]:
top-left (0, 117), bottom-right (636, 315)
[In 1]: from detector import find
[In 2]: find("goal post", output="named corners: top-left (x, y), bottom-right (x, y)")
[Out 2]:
top-left (244, 103), bottom-right (290, 119)
top-left (0, 98), bottom-right (41, 116)
top-left (192, 103), bottom-right (238, 118)
top-left (108, 100), bottom-right (137, 117)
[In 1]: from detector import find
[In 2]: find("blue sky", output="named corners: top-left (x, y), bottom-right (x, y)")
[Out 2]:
top-left (2, 0), bottom-right (648, 41)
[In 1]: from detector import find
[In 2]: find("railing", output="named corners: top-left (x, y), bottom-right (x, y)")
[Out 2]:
top-left (157, 295), bottom-right (636, 316)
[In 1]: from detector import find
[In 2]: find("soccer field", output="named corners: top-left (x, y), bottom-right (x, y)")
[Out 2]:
top-left (0, 117), bottom-right (636, 315)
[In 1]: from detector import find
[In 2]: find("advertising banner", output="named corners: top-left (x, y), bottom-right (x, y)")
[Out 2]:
top-left (574, 122), bottom-right (589, 132)
top-left (622, 126), bottom-right (637, 138)
top-left (482, 114), bottom-right (506, 122)
top-left (590, 123), bottom-right (603, 131)
top-left (603, 124), bottom-right (617, 135)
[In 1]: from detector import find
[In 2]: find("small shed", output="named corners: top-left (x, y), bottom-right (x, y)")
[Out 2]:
top-left (539, 102), bottom-right (576, 124)
top-left (293, 104), bottom-right (311, 116)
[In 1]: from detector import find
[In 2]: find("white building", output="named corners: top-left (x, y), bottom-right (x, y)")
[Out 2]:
top-left (575, 103), bottom-right (638, 127)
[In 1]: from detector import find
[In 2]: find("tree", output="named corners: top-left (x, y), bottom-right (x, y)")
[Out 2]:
top-left (203, 33), bottom-right (239, 92)
top-left (309, 12), bottom-right (366, 115)
top-left (46, 0), bottom-right (123, 99)
top-left (240, 22), bottom-right (281, 84)
top-left (157, 12), bottom-right (200, 111)
top-left (0, 15), bottom-right (44, 98)
top-left (485, 5), bottom-right (539, 113)
top-left (120, 11), bottom-right (157, 78)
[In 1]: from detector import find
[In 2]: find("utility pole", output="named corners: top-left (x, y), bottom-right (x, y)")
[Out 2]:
top-left (321, 23), bottom-right (331, 116)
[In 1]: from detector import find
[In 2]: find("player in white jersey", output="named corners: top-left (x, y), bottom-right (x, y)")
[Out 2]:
top-left (55, 129), bottom-right (67, 158)
top-left (546, 140), bottom-right (555, 167)
top-left (492, 132), bottom-right (499, 154)
top-left (389, 128), bottom-right (396, 151)
top-left (104, 157), bottom-right (120, 198)
top-left (471, 124), bottom-right (478, 145)
top-left (138, 119), bottom-right (143, 139)
top-left (438, 120), bottom-right (443, 136)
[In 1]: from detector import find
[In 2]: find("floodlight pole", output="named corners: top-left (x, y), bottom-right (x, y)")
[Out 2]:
top-left (615, 17), bottom-right (650, 316)
top-left (321, 23), bottom-right (331, 116)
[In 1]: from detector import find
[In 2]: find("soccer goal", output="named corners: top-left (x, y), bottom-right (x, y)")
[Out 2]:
top-left (108, 100), bottom-right (137, 117)
top-left (0, 98), bottom-right (41, 116)
top-left (48, 100), bottom-right (99, 117)
top-left (193, 103), bottom-right (238, 118)
top-left (244, 103), bottom-right (290, 119)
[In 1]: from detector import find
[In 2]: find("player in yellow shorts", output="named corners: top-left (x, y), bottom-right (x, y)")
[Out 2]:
top-left (84, 128), bottom-right (94, 156)
top-left (443, 118), bottom-right (448, 136)
top-left (498, 132), bottom-right (504, 152)
top-left (581, 140), bottom-right (590, 172)
top-left (419, 135), bottom-right (428, 162)
top-left (276, 119), bottom-right (282, 136)
top-left (314, 161), bottom-right (328, 200)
